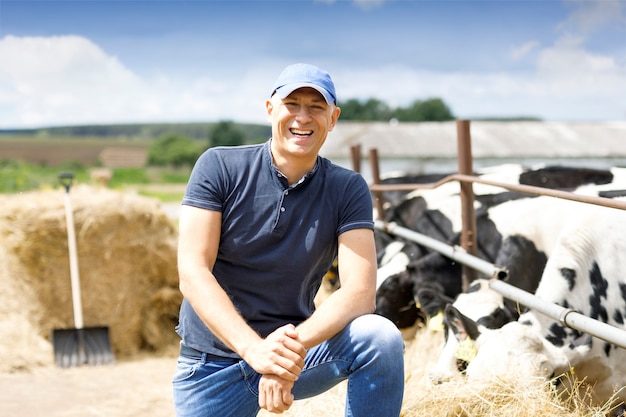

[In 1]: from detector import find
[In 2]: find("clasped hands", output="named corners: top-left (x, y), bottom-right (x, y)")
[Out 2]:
top-left (244, 324), bottom-right (306, 413)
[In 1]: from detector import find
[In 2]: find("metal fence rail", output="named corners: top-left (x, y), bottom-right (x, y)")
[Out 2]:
top-left (375, 220), bottom-right (626, 349)
top-left (366, 119), bottom-right (626, 349)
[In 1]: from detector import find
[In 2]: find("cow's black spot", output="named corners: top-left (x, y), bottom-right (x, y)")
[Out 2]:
top-left (496, 235), bottom-right (547, 293)
top-left (475, 214), bottom-right (502, 262)
top-left (589, 262), bottom-right (609, 323)
top-left (519, 166), bottom-right (613, 189)
top-left (410, 251), bottom-right (463, 300)
top-left (560, 268), bottom-right (577, 291)
top-left (620, 283), bottom-right (626, 304)
top-left (598, 189), bottom-right (626, 199)
top-left (546, 323), bottom-right (567, 347)
top-left (474, 191), bottom-right (537, 209)
top-left (417, 209), bottom-right (456, 244)
top-left (590, 262), bottom-right (608, 298)
top-left (375, 270), bottom-right (423, 329)
top-left (476, 307), bottom-right (517, 329)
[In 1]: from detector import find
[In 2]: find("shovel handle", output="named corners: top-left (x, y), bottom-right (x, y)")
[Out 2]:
top-left (59, 172), bottom-right (84, 329)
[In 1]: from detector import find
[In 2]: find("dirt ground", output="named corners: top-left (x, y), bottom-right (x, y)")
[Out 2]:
top-left (0, 354), bottom-right (178, 417)
top-left (0, 351), bottom-right (355, 417)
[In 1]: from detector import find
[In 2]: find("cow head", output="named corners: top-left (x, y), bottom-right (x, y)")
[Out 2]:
top-left (428, 279), bottom-right (520, 383)
top-left (437, 305), bottom-right (591, 383)
top-left (375, 240), bottom-right (427, 329)
top-left (376, 269), bottom-right (426, 328)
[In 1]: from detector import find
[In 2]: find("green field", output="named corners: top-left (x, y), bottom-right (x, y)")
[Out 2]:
top-left (0, 136), bottom-right (191, 194)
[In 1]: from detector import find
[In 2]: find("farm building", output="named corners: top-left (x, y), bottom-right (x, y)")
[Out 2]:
top-left (321, 120), bottom-right (626, 179)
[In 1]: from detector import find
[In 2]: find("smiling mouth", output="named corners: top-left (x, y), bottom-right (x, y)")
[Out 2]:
top-left (290, 128), bottom-right (313, 137)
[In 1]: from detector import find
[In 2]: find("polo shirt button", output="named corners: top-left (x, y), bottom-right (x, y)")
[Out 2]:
top-left (281, 207), bottom-right (285, 212)
top-left (284, 191), bottom-right (289, 195)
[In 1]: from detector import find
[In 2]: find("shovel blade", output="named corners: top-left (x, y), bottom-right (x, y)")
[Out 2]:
top-left (52, 327), bottom-right (115, 368)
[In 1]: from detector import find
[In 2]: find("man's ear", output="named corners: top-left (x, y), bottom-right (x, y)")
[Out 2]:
top-left (328, 106), bottom-right (341, 132)
top-left (265, 99), bottom-right (274, 118)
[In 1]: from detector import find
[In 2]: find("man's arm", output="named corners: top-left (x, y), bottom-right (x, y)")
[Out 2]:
top-left (295, 227), bottom-right (378, 349)
top-left (177, 205), bottom-right (306, 379)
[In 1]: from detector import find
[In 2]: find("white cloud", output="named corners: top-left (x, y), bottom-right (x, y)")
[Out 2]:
top-left (333, 55), bottom-right (626, 121)
top-left (0, 35), bottom-right (272, 128)
top-left (537, 34), bottom-right (619, 73)
top-left (510, 41), bottom-right (540, 61)
top-left (0, 23), bottom-right (625, 129)
top-left (563, 0), bottom-right (625, 33)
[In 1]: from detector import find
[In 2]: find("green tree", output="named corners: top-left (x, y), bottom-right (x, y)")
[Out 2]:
top-left (392, 98), bottom-right (454, 122)
top-left (337, 98), bottom-right (392, 121)
top-left (148, 134), bottom-right (202, 168)
top-left (209, 120), bottom-right (245, 147)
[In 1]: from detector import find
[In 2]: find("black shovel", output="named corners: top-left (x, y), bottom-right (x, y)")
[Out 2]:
top-left (52, 172), bottom-right (115, 367)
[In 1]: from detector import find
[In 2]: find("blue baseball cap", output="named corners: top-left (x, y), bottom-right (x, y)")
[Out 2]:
top-left (271, 63), bottom-right (337, 104)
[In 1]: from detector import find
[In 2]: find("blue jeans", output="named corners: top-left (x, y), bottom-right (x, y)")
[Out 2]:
top-left (172, 314), bottom-right (405, 417)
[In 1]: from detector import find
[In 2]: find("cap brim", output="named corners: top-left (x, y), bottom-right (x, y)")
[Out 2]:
top-left (274, 82), bottom-right (335, 105)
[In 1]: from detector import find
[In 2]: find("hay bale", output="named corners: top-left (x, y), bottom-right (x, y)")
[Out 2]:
top-left (0, 242), bottom-right (52, 371)
top-left (0, 186), bottom-right (181, 371)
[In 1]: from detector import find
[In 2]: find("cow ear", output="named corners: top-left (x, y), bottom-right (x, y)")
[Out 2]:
top-left (444, 304), bottom-right (481, 341)
top-left (416, 285), bottom-right (452, 318)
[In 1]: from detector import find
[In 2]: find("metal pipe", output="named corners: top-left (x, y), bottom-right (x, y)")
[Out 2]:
top-left (374, 220), bottom-right (508, 280)
top-left (369, 148), bottom-right (385, 220)
top-left (376, 220), bottom-right (626, 349)
top-left (489, 279), bottom-right (626, 349)
top-left (350, 144), bottom-right (361, 173)
top-left (369, 174), bottom-right (626, 211)
top-left (456, 120), bottom-right (477, 290)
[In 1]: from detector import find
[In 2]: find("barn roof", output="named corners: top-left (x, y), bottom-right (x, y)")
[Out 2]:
top-left (319, 121), bottom-right (626, 160)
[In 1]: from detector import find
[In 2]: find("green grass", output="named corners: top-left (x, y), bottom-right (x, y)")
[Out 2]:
top-left (0, 160), bottom-right (190, 201)
top-left (0, 160), bottom-right (90, 193)
top-left (0, 135), bottom-right (192, 198)
top-left (137, 190), bottom-right (185, 202)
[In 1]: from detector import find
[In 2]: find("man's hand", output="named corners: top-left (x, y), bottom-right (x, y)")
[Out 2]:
top-left (258, 374), bottom-right (295, 413)
top-left (243, 324), bottom-right (306, 381)
top-left (242, 324), bottom-right (305, 413)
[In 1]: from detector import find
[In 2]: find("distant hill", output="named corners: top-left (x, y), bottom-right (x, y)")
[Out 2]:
top-left (0, 122), bottom-right (272, 143)
top-left (0, 122), bottom-right (272, 167)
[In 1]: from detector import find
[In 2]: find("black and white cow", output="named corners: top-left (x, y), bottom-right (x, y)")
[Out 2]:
top-left (428, 278), bottom-right (519, 383)
top-left (374, 165), bottom-right (624, 332)
top-left (439, 201), bottom-right (626, 408)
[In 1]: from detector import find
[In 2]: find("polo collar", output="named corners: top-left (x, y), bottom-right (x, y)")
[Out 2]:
top-left (265, 139), bottom-right (320, 189)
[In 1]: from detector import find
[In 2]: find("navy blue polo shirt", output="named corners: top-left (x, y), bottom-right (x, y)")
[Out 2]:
top-left (176, 139), bottom-right (374, 358)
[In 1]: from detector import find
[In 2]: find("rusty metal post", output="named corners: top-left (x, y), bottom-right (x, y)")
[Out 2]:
top-left (369, 148), bottom-right (385, 220)
top-left (456, 120), bottom-right (477, 290)
top-left (350, 144), bottom-right (362, 173)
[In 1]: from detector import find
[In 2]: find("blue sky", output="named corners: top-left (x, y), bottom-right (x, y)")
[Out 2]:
top-left (0, 0), bottom-right (624, 128)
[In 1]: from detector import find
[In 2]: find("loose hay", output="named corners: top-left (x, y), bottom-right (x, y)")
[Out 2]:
top-left (0, 186), bottom-right (182, 371)
top-left (258, 327), bottom-right (621, 417)
top-left (2, 187), bottom-right (622, 416)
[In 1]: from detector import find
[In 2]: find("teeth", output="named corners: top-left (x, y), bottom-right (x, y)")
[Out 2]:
top-left (290, 128), bottom-right (313, 136)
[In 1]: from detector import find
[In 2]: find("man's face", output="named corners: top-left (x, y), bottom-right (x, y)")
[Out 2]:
top-left (266, 87), bottom-right (340, 162)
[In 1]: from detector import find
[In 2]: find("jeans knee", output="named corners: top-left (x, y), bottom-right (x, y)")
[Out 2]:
top-left (352, 314), bottom-right (404, 355)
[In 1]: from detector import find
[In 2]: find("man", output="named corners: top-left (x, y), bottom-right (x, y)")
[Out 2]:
top-left (173, 63), bottom-right (404, 416)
